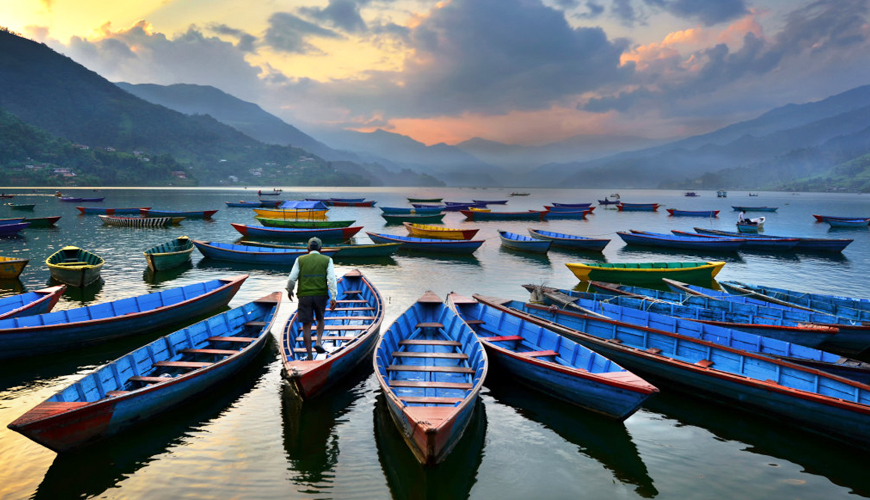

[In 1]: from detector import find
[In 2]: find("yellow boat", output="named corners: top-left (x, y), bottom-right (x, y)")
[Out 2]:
top-left (0, 256), bottom-right (28, 279)
top-left (469, 207), bottom-right (491, 212)
top-left (403, 222), bottom-right (480, 240)
top-left (565, 261), bottom-right (725, 286)
top-left (252, 208), bottom-right (328, 219)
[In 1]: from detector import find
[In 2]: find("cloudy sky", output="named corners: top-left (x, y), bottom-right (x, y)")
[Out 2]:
top-left (7, 0), bottom-right (870, 146)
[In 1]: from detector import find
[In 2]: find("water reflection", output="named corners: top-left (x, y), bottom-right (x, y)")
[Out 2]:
top-left (0, 278), bottom-right (25, 294)
top-left (616, 246), bottom-right (746, 263)
top-left (645, 390), bottom-right (870, 497)
top-left (497, 246), bottom-right (552, 268)
top-left (54, 278), bottom-right (104, 305)
top-left (374, 394), bottom-right (486, 500)
top-left (395, 252), bottom-right (482, 267)
top-left (486, 375), bottom-right (657, 498)
top-left (282, 363), bottom-right (370, 493)
top-left (142, 260), bottom-right (194, 286)
top-left (31, 345), bottom-right (273, 500)
top-left (196, 258), bottom-right (293, 276)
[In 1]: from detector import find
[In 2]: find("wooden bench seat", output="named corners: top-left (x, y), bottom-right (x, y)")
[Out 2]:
top-left (480, 335), bottom-right (523, 342)
top-left (244, 321), bottom-right (267, 328)
top-left (392, 352), bottom-right (468, 359)
top-left (520, 350), bottom-right (559, 358)
top-left (320, 316), bottom-right (377, 321)
top-left (336, 299), bottom-right (367, 304)
top-left (400, 396), bottom-right (464, 405)
top-left (416, 322), bottom-right (444, 329)
top-left (343, 290), bottom-right (363, 294)
top-left (153, 361), bottom-right (212, 369)
top-left (179, 348), bottom-right (239, 356)
top-left (207, 336), bottom-right (257, 343)
top-left (334, 307), bottom-right (374, 311)
top-left (399, 340), bottom-right (461, 347)
top-left (388, 380), bottom-right (473, 389)
top-left (464, 319), bottom-right (485, 325)
top-left (128, 376), bottom-right (173, 384)
top-left (322, 325), bottom-right (369, 331)
top-left (295, 336), bottom-right (358, 342)
top-left (386, 365), bottom-right (475, 374)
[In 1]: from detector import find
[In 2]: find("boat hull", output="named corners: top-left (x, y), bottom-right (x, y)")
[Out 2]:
top-left (498, 231), bottom-right (551, 253)
top-left (0, 286), bottom-right (65, 320)
top-left (0, 257), bottom-right (28, 278)
top-left (193, 241), bottom-right (313, 264)
top-left (527, 229), bottom-right (609, 251)
top-left (667, 209), bottom-right (719, 217)
top-left (381, 213), bottom-right (446, 224)
top-left (143, 237), bottom-right (194, 272)
top-left (460, 210), bottom-right (547, 221)
top-left (566, 261), bottom-right (725, 285)
top-left (367, 232), bottom-right (484, 254)
top-left (140, 209), bottom-right (217, 219)
top-left (618, 232), bottom-right (742, 251)
top-left (404, 223), bottom-right (479, 240)
top-left (231, 223), bottom-right (361, 240)
top-left (256, 217), bottom-right (354, 228)
top-left (22, 216), bottom-right (61, 228)
top-left (77, 207), bottom-right (149, 215)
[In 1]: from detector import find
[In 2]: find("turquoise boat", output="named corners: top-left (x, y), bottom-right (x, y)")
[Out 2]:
top-left (143, 236), bottom-right (195, 271)
top-left (381, 212), bottom-right (446, 224)
top-left (239, 240), bottom-right (400, 259)
top-left (256, 217), bottom-right (355, 228)
top-left (498, 230), bottom-right (551, 253)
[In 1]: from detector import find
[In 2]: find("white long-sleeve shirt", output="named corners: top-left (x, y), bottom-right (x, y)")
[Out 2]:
top-left (285, 251), bottom-right (337, 300)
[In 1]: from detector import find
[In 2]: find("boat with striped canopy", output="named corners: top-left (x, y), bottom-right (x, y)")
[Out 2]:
top-left (143, 236), bottom-right (195, 271)
top-left (0, 256), bottom-right (29, 278)
top-left (367, 232), bottom-right (485, 254)
top-left (282, 270), bottom-right (384, 399)
top-left (0, 275), bottom-right (247, 359)
top-left (231, 223), bottom-right (362, 241)
top-left (77, 207), bottom-right (150, 215)
top-left (8, 293), bottom-right (280, 452)
top-left (566, 261), bottom-right (725, 285)
top-left (99, 215), bottom-right (184, 227)
top-left (255, 217), bottom-right (355, 229)
top-left (498, 230), bottom-right (551, 253)
top-left (527, 229), bottom-right (609, 252)
top-left (486, 293), bottom-right (870, 450)
top-left (448, 293), bottom-right (657, 419)
top-left (45, 246), bottom-right (104, 287)
top-left (374, 291), bottom-right (487, 464)
top-left (0, 285), bottom-right (65, 320)
top-left (403, 223), bottom-right (479, 240)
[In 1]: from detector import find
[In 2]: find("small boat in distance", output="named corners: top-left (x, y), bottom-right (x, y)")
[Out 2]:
top-left (667, 209), bottom-right (719, 217)
top-left (717, 190), bottom-right (727, 197)
top-left (7, 203), bottom-right (35, 211)
top-left (684, 192), bottom-right (699, 197)
top-left (22, 216), bottom-right (61, 228)
top-left (45, 245), bottom-right (104, 287)
top-left (510, 192), bottom-right (530, 196)
top-left (498, 230), bottom-right (551, 253)
top-left (826, 219), bottom-right (870, 228)
top-left (140, 208), bottom-right (218, 219)
top-left (367, 232), bottom-right (485, 254)
top-left (617, 203), bottom-right (659, 212)
top-left (380, 212), bottom-right (446, 224)
top-left (732, 206), bottom-right (777, 212)
top-left (812, 214), bottom-right (869, 223)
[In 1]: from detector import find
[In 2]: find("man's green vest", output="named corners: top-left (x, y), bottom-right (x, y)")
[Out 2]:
top-left (296, 252), bottom-right (330, 297)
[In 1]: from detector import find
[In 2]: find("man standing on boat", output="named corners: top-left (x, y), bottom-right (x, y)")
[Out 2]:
top-left (286, 237), bottom-right (337, 360)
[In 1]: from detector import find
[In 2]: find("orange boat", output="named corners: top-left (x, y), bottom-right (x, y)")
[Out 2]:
top-left (403, 222), bottom-right (480, 240)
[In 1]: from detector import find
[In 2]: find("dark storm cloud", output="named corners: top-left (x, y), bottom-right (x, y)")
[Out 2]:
top-left (299, 0), bottom-right (368, 33)
top-left (582, 0), bottom-right (870, 113)
top-left (208, 24), bottom-right (258, 52)
top-left (264, 12), bottom-right (342, 54)
top-left (643, 0), bottom-right (749, 26)
top-left (611, 0), bottom-right (640, 25)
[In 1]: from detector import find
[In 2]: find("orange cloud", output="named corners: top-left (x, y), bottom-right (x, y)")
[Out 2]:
top-left (621, 28), bottom-right (703, 69)
top-left (717, 10), bottom-right (766, 45)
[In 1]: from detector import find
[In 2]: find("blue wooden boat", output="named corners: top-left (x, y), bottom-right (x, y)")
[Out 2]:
top-left (813, 214), bottom-right (868, 223)
top-left (732, 206), bottom-right (777, 212)
top-left (0, 222), bottom-right (29, 237)
top-left (472, 199), bottom-right (508, 205)
top-left (827, 219), bottom-right (870, 228)
top-left (0, 285), bottom-right (65, 320)
top-left (684, 192), bottom-right (699, 197)
top-left (617, 231), bottom-right (742, 252)
top-left (281, 270), bottom-right (384, 399)
top-left (443, 203), bottom-right (487, 212)
top-left (576, 283), bottom-right (870, 355)
top-left (367, 232), bottom-right (484, 254)
top-left (670, 230), bottom-right (800, 251)
top-left (193, 241), bottom-right (334, 264)
top-left (0, 275), bottom-right (247, 359)
top-left (460, 209), bottom-right (548, 221)
top-left (240, 240), bottom-right (400, 259)
top-left (411, 204), bottom-right (448, 210)
top-left (720, 281), bottom-right (870, 323)
top-left (736, 220), bottom-right (762, 233)
top-left (667, 209), bottom-right (719, 217)
top-left (551, 202), bottom-right (593, 209)
top-left (693, 227), bottom-right (852, 252)
top-left (498, 230), bottom-right (551, 253)
top-left (225, 201), bottom-right (262, 208)
top-left (481, 294), bottom-right (870, 449)
top-left (77, 207), bottom-right (149, 215)
top-left (524, 285), bottom-right (870, 384)
top-left (448, 293), bottom-right (657, 419)
top-left (373, 291), bottom-right (487, 464)
top-left (543, 210), bottom-right (588, 220)
top-left (140, 208), bottom-right (218, 219)
top-left (545, 205), bottom-right (595, 212)
top-left (230, 223), bottom-right (363, 241)
top-left (617, 203), bottom-right (659, 212)
top-left (8, 293), bottom-right (280, 452)
top-left (380, 206), bottom-right (445, 215)
top-left (0, 217), bottom-right (24, 225)
top-left (527, 228), bottom-right (609, 252)
top-left (598, 198), bottom-right (620, 205)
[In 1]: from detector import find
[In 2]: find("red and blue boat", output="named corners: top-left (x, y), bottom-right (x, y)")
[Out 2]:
top-left (140, 208), bottom-right (218, 219)
top-left (0, 222), bottom-right (29, 237)
top-left (231, 223), bottom-right (363, 240)
top-left (617, 203), bottom-right (660, 212)
top-left (692, 227), bottom-right (852, 252)
top-left (670, 230), bottom-right (800, 251)
top-left (0, 275), bottom-right (247, 359)
top-left (813, 214), bottom-right (869, 223)
top-left (618, 231), bottom-right (742, 252)
top-left (76, 206), bottom-right (150, 215)
top-left (374, 291), bottom-right (487, 464)
top-left (448, 294), bottom-right (657, 419)
top-left (281, 270), bottom-right (384, 399)
top-left (366, 232), bottom-right (484, 254)
top-left (543, 210), bottom-right (589, 220)
top-left (550, 202), bottom-right (593, 209)
top-left (381, 206), bottom-right (443, 214)
top-left (0, 285), bottom-right (65, 320)
top-left (484, 293), bottom-right (870, 450)
top-left (527, 228), bottom-right (609, 252)
top-left (8, 293), bottom-right (280, 452)
top-left (193, 240), bottom-right (335, 265)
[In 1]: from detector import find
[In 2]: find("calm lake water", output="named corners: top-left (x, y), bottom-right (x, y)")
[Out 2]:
top-left (1, 187), bottom-right (869, 500)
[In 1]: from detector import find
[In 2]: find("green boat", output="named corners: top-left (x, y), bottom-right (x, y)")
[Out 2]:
top-left (255, 217), bottom-right (355, 229)
top-left (7, 203), bottom-right (35, 211)
top-left (407, 197), bottom-right (443, 203)
top-left (381, 212), bottom-right (446, 224)
top-left (240, 240), bottom-right (400, 258)
top-left (565, 261), bottom-right (725, 286)
top-left (143, 236), bottom-right (195, 271)
top-left (45, 245), bottom-right (104, 287)
top-left (23, 216), bottom-right (61, 228)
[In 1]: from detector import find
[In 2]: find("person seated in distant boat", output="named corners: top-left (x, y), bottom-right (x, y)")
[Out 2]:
top-left (286, 237), bottom-right (337, 360)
